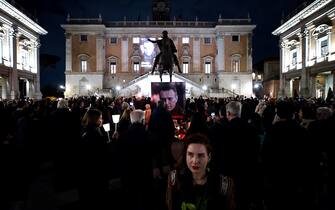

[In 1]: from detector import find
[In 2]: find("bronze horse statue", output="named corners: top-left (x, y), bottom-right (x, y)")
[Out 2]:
top-left (148, 31), bottom-right (181, 82)
top-left (157, 43), bottom-right (174, 82)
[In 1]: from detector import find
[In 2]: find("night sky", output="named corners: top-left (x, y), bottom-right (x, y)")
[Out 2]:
top-left (13, 0), bottom-right (312, 88)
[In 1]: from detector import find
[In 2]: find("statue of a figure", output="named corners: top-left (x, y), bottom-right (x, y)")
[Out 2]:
top-left (148, 30), bottom-right (182, 75)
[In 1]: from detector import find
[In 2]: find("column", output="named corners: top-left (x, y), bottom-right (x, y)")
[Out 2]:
top-left (298, 32), bottom-right (304, 69)
top-left (9, 27), bottom-right (18, 99)
top-left (216, 33), bottom-right (224, 71)
top-left (121, 36), bottom-right (128, 72)
top-left (65, 33), bottom-right (72, 72)
top-left (247, 33), bottom-right (252, 72)
top-left (278, 41), bottom-right (286, 97)
top-left (310, 76), bottom-right (316, 98)
top-left (305, 28), bottom-right (310, 66)
top-left (300, 29), bottom-right (310, 97)
top-left (96, 33), bottom-right (105, 72)
top-left (34, 39), bottom-right (42, 99)
top-left (300, 68), bottom-right (310, 97)
top-left (1, 78), bottom-right (7, 99)
top-left (193, 36), bottom-right (200, 72)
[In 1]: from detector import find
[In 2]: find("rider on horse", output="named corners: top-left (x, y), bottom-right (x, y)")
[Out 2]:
top-left (148, 30), bottom-right (182, 74)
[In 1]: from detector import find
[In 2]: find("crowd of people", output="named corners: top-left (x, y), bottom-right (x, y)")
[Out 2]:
top-left (0, 94), bottom-right (334, 210)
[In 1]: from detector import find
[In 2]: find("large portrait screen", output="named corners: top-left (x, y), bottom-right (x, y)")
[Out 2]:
top-left (140, 38), bottom-right (159, 68)
top-left (151, 82), bottom-right (185, 116)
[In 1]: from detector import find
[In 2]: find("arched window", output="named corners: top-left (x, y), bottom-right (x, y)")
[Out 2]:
top-left (231, 54), bottom-right (241, 72)
top-left (78, 54), bottom-right (90, 72)
top-left (131, 56), bottom-right (141, 73)
top-left (203, 56), bottom-right (213, 74)
top-left (108, 56), bottom-right (118, 74)
top-left (182, 56), bottom-right (191, 74)
top-left (312, 24), bottom-right (332, 59)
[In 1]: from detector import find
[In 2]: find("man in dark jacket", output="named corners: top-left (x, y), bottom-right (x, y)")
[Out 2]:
top-left (119, 110), bottom-right (153, 210)
top-left (219, 101), bottom-right (261, 210)
top-left (262, 100), bottom-right (313, 210)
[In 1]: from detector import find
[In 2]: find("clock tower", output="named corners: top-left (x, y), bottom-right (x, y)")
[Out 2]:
top-left (152, 0), bottom-right (170, 21)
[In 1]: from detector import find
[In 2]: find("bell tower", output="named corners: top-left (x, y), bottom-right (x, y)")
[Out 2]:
top-left (152, 0), bottom-right (171, 21)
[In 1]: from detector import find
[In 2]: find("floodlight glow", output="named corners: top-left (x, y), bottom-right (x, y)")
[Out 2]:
top-left (116, 86), bottom-right (121, 91)
top-left (231, 84), bottom-right (237, 90)
top-left (202, 85), bottom-right (208, 91)
top-left (86, 84), bottom-right (91, 90)
top-left (254, 84), bottom-right (260, 89)
top-left (59, 85), bottom-right (65, 89)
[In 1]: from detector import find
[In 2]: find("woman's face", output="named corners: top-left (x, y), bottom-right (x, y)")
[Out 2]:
top-left (186, 143), bottom-right (210, 176)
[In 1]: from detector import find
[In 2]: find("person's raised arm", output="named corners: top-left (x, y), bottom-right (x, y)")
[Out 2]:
top-left (147, 38), bottom-right (157, 43)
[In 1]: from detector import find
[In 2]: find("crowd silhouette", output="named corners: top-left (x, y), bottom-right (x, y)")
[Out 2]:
top-left (0, 95), bottom-right (334, 210)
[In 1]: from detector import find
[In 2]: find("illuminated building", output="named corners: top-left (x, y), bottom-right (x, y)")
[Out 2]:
top-left (0, 0), bottom-right (47, 99)
top-left (61, 1), bottom-right (255, 98)
top-left (253, 57), bottom-right (280, 98)
top-left (273, 0), bottom-right (335, 98)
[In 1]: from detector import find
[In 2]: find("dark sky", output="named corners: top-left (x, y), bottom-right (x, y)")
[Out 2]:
top-left (13, 0), bottom-right (311, 88)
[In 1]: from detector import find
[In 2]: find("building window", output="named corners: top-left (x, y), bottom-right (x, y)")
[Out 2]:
top-left (110, 37), bottom-right (117, 44)
top-left (232, 35), bottom-right (240, 42)
top-left (81, 60), bottom-right (87, 72)
top-left (182, 37), bottom-right (189, 44)
top-left (232, 60), bottom-right (239, 72)
top-left (133, 62), bottom-right (140, 72)
top-left (204, 37), bottom-right (211, 44)
top-left (291, 51), bottom-right (297, 65)
top-left (133, 37), bottom-right (140, 44)
top-left (257, 74), bottom-right (262, 80)
top-left (320, 39), bottom-right (328, 56)
top-left (110, 62), bottom-right (116, 74)
top-left (231, 54), bottom-right (241, 72)
top-left (21, 49), bottom-right (29, 70)
top-left (183, 62), bottom-right (189, 73)
top-left (80, 35), bottom-right (88, 42)
top-left (205, 61), bottom-right (211, 74)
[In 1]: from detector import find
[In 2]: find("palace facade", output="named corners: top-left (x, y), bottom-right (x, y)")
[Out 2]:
top-left (273, 0), bottom-right (335, 98)
top-left (62, 2), bottom-right (255, 98)
top-left (0, 0), bottom-right (47, 99)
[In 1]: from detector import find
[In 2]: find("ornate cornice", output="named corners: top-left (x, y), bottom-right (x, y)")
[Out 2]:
top-left (312, 23), bottom-right (332, 36)
top-left (272, 0), bottom-right (332, 36)
top-left (0, 0), bottom-right (47, 35)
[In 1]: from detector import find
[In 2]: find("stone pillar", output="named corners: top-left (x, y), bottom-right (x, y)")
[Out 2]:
top-left (278, 41), bottom-right (286, 97)
top-left (34, 39), bottom-right (42, 99)
top-left (304, 28), bottom-right (310, 66)
top-left (216, 33), bottom-right (224, 71)
top-left (9, 27), bottom-right (18, 99)
top-left (310, 75), bottom-right (316, 98)
top-left (96, 33), bottom-right (105, 72)
top-left (300, 68), bottom-right (310, 97)
top-left (193, 36), bottom-right (200, 72)
top-left (247, 33), bottom-right (252, 72)
top-left (1, 77), bottom-right (7, 99)
top-left (298, 32), bottom-right (304, 69)
top-left (121, 36), bottom-right (128, 72)
top-left (65, 33), bottom-right (72, 72)
top-left (300, 30), bottom-right (310, 98)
